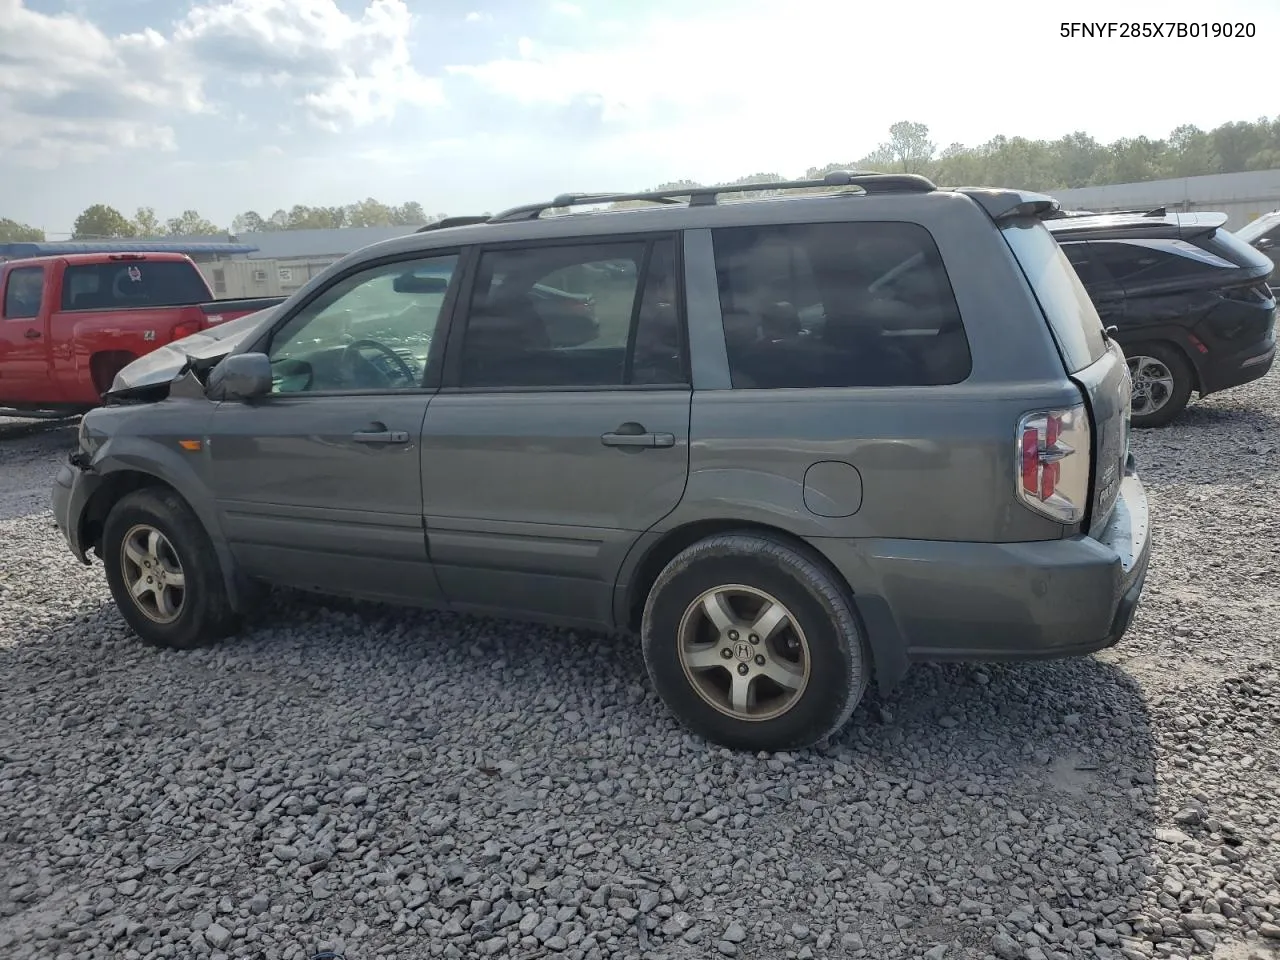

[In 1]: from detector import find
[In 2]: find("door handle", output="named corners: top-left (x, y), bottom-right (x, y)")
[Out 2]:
top-left (352, 422), bottom-right (410, 444)
top-left (601, 423), bottom-right (676, 448)
top-left (23, 329), bottom-right (40, 340)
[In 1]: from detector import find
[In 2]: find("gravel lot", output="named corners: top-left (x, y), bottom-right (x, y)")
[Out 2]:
top-left (1, 384), bottom-right (1279, 960)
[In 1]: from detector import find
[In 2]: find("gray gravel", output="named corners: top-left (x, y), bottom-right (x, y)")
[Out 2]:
top-left (2, 382), bottom-right (1279, 960)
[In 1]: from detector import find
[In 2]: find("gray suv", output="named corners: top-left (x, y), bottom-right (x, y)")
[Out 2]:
top-left (52, 172), bottom-right (1152, 752)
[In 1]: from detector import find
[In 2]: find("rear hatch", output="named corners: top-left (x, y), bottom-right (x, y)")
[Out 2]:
top-left (1000, 219), bottom-right (1130, 536)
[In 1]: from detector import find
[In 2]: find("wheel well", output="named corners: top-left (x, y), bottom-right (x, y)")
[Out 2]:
top-left (80, 471), bottom-right (178, 558)
top-left (625, 520), bottom-right (842, 633)
top-left (89, 351), bottom-right (138, 396)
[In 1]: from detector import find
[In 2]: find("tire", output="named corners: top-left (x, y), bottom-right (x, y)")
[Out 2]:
top-left (641, 532), bottom-right (869, 751)
top-left (101, 488), bottom-right (238, 649)
top-left (1126, 341), bottom-right (1194, 429)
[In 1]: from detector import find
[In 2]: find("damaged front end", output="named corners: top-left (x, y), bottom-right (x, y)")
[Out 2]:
top-left (102, 305), bottom-right (280, 405)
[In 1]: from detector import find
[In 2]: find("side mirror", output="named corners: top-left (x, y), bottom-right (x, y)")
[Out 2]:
top-left (206, 352), bottom-right (273, 402)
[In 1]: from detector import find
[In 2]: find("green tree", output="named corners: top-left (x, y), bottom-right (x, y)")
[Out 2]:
top-left (132, 207), bottom-right (164, 238)
top-left (345, 198), bottom-right (394, 228)
top-left (165, 210), bottom-right (221, 236)
top-left (390, 201), bottom-right (428, 225)
top-left (232, 211), bottom-right (269, 234)
top-left (877, 121), bottom-right (936, 174)
top-left (0, 218), bottom-right (44, 242)
top-left (72, 204), bottom-right (137, 240)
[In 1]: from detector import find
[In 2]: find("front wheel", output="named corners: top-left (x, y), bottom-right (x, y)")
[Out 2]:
top-left (1126, 342), bottom-right (1194, 428)
top-left (101, 488), bottom-right (238, 649)
top-left (641, 532), bottom-right (869, 751)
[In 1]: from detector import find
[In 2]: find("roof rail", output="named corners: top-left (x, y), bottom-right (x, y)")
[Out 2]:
top-left (415, 215), bottom-right (492, 233)
top-left (488, 170), bottom-right (937, 223)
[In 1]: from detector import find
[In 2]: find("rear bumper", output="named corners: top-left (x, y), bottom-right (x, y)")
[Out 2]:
top-left (1196, 337), bottom-right (1275, 395)
top-left (809, 459), bottom-right (1151, 687)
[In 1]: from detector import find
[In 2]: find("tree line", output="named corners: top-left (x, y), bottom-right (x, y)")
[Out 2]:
top-left (3, 115), bottom-right (1279, 244)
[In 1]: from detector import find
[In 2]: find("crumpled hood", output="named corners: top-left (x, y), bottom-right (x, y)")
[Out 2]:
top-left (106, 305), bottom-right (280, 396)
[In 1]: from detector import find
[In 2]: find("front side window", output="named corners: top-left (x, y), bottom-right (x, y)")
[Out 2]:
top-left (3, 266), bottom-right (44, 320)
top-left (457, 237), bottom-right (685, 389)
top-left (267, 254), bottom-right (458, 394)
top-left (712, 221), bottom-right (971, 389)
top-left (60, 261), bottom-right (209, 311)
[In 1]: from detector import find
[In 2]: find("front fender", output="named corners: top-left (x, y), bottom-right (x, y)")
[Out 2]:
top-left (88, 432), bottom-right (253, 612)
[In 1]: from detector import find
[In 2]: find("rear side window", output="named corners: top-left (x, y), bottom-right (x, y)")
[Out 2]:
top-left (3, 266), bottom-right (44, 320)
top-left (1089, 239), bottom-right (1232, 287)
top-left (1001, 221), bottom-right (1108, 374)
top-left (457, 236), bottom-right (686, 389)
top-left (711, 221), bottom-right (972, 389)
top-left (61, 261), bottom-right (209, 311)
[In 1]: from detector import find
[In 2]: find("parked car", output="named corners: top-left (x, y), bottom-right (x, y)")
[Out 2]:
top-left (1046, 210), bottom-right (1276, 427)
top-left (0, 252), bottom-right (283, 413)
top-left (1235, 209), bottom-right (1280, 271)
top-left (52, 172), bottom-right (1150, 752)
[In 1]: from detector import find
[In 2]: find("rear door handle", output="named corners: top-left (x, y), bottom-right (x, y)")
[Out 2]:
top-left (352, 422), bottom-right (410, 444)
top-left (24, 329), bottom-right (40, 340)
top-left (601, 423), bottom-right (676, 448)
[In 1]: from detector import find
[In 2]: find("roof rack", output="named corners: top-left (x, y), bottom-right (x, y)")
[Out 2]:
top-left (415, 215), bottom-right (492, 233)
top-left (488, 170), bottom-right (938, 223)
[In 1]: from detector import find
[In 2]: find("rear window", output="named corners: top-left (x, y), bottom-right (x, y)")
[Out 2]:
top-left (61, 261), bottom-right (209, 312)
top-left (1199, 228), bottom-right (1275, 272)
top-left (1001, 221), bottom-right (1108, 374)
top-left (711, 221), bottom-right (972, 389)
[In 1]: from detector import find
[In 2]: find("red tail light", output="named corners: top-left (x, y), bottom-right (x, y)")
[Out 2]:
top-left (1016, 405), bottom-right (1091, 524)
top-left (170, 321), bottom-right (202, 342)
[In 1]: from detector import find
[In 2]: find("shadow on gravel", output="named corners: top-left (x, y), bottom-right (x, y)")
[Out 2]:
top-left (0, 587), bottom-right (1160, 959)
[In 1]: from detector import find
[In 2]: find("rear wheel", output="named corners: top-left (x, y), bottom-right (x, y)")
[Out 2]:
top-left (641, 532), bottom-right (868, 751)
top-left (1126, 342), bottom-right (1194, 428)
top-left (102, 488), bottom-right (238, 649)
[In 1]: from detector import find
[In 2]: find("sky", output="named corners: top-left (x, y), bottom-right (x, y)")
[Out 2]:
top-left (2, 0), bottom-right (1278, 237)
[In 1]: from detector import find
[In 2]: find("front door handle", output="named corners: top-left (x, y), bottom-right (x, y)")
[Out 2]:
top-left (601, 422), bottom-right (676, 448)
top-left (23, 329), bottom-right (40, 340)
top-left (352, 422), bottom-right (410, 444)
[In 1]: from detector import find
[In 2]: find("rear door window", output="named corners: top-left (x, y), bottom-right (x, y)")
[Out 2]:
top-left (1001, 221), bottom-right (1108, 373)
top-left (61, 261), bottom-right (210, 311)
top-left (711, 221), bottom-right (972, 389)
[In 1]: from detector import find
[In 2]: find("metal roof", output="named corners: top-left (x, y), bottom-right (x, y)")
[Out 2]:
top-left (0, 240), bottom-right (258, 259)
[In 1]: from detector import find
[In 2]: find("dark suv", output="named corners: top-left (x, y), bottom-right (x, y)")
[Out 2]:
top-left (52, 173), bottom-right (1151, 752)
top-left (1047, 210), bottom-right (1276, 427)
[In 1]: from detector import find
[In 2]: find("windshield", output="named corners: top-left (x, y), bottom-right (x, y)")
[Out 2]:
top-left (1235, 211), bottom-right (1280, 245)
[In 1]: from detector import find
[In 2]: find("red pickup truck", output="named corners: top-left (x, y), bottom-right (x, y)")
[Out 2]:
top-left (0, 252), bottom-right (283, 413)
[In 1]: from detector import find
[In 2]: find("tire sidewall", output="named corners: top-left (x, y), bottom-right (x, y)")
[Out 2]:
top-left (643, 542), bottom-right (865, 751)
top-left (102, 494), bottom-right (221, 649)
top-left (1126, 341), bottom-right (1193, 428)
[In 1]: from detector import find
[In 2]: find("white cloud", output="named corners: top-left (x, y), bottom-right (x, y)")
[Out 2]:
top-left (0, 0), bottom-right (202, 165)
top-left (174, 0), bottom-right (444, 132)
top-left (550, 1), bottom-right (583, 15)
top-left (465, 11), bottom-right (489, 22)
top-left (0, 0), bottom-right (444, 168)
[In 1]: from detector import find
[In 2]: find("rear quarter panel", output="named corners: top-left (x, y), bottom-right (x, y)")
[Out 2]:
top-left (48, 304), bottom-right (208, 404)
top-left (666, 193), bottom-right (1082, 546)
